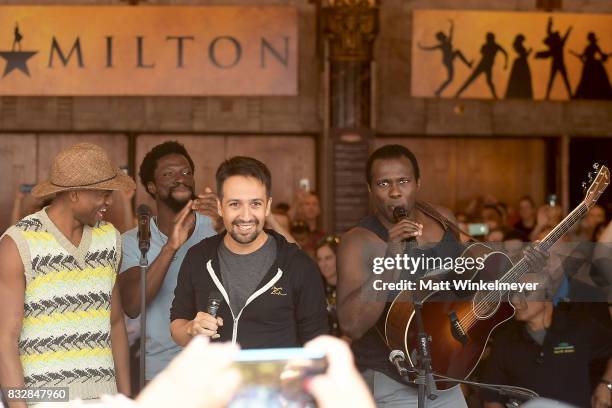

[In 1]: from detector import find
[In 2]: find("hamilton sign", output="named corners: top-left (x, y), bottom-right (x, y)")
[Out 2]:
top-left (0, 6), bottom-right (297, 95)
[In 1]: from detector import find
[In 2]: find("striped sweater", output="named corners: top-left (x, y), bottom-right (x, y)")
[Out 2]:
top-left (2, 208), bottom-right (121, 401)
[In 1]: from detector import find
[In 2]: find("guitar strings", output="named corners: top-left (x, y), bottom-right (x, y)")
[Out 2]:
top-left (457, 203), bottom-right (588, 330)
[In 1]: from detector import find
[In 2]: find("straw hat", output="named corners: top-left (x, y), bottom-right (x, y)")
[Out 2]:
top-left (32, 143), bottom-right (136, 198)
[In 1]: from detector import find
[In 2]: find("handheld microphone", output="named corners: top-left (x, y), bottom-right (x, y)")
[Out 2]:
top-left (206, 291), bottom-right (224, 318)
top-left (393, 206), bottom-right (417, 244)
top-left (137, 204), bottom-right (152, 256)
top-left (389, 350), bottom-right (409, 377)
top-left (393, 206), bottom-right (408, 222)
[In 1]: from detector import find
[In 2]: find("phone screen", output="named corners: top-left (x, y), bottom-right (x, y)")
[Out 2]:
top-left (20, 184), bottom-right (35, 193)
top-left (468, 223), bottom-right (489, 236)
top-left (299, 178), bottom-right (310, 193)
top-left (229, 348), bottom-right (326, 408)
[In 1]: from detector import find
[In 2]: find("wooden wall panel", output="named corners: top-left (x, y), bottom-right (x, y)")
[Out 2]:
top-left (0, 135), bottom-right (37, 233)
top-left (36, 134), bottom-right (129, 182)
top-left (225, 136), bottom-right (316, 206)
top-left (375, 137), bottom-right (546, 212)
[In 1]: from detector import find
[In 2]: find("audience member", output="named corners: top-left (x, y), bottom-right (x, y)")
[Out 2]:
top-left (273, 202), bottom-right (290, 216)
top-left (482, 296), bottom-right (611, 408)
top-left (291, 220), bottom-right (314, 257)
top-left (486, 227), bottom-right (506, 242)
top-left (530, 203), bottom-right (563, 241)
top-left (105, 189), bottom-right (136, 233)
top-left (591, 220), bottom-right (612, 287)
top-left (293, 191), bottom-right (326, 256)
top-left (316, 235), bottom-right (342, 337)
top-left (10, 188), bottom-right (52, 224)
top-left (482, 204), bottom-right (504, 231)
top-left (514, 196), bottom-right (537, 240)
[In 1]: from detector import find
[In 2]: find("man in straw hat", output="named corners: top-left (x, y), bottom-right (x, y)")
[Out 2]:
top-left (0, 143), bottom-right (134, 406)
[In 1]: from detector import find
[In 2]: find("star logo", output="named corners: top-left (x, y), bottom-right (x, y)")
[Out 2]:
top-left (0, 50), bottom-right (38, 77)
top-left (0, 22), bottom-right (38, 78)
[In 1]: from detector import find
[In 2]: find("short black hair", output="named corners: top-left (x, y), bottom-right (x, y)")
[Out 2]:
top-left (483, 204), bottom-right (503, 219)
top-left (519, 195), bottom-right (535, 206)
top-left (216, 156), bottom-right (271, 199)
top-left (139, 141), bottom-right (195, 198)
top-left (366, 144), bottom-right (420, 185)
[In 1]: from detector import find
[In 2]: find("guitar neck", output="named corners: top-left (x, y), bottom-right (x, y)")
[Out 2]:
top-left (499, 202), bottom-right (588, 286)
top-left (538, 202), bottom-right (588, 252)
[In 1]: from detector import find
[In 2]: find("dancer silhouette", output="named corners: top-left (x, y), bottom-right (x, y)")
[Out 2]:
top-left (535, 17), bottom-right (573, 99)
top-left (12, 23), bottom-right (22, 52)
top-left (418, 20), bottom-right (473, 97)
top-left (570, 32), bottom-right (612, 100)
top-left (455, 32), bottom-right (508, 99)
top-left (505, 34), bottom-right (533, 99)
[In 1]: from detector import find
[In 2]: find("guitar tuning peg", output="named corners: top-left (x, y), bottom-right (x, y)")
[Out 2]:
top-left (588, 172), bottom-right (593, 181)
top-left (582, 181), bottom-right (587, 189)
top-left (593, 163), bottom-right (600, 170)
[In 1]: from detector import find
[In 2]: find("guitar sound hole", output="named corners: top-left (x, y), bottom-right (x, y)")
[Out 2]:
top-left (472, 291), bottom-right (501, 319)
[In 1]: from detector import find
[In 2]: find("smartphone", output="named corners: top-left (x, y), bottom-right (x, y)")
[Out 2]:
top-left (299, 178), bottom-right (310, 193)
top-left (468, 223), bottom-right (489, 236)
top-left (548, 194), bottom-right (557, 207)
top-left (229, 348), bottom-right (327, 408)
top-left (120, 165), bottom-right (129, 175)
top-left (20, 184), bottom-right (35, 193)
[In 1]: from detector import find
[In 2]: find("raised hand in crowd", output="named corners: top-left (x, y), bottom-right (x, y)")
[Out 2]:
top-left (530, 204), bottom-right (563, 241)
top-left (191, 187), bottom-right (224, 232)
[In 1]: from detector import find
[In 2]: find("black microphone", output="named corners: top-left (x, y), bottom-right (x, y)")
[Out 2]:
top-left (389, 350), bottom-right (409, 377)
top-left (393, 206), bottom-right (408, 222)
top-left (206, 291), bottom-right (224, 318)
top-left (137, 204), bottom-right (151, 256)
top-left (393, 206), bottom-right (417, 244)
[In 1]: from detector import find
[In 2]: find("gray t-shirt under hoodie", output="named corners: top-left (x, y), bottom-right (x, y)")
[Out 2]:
top-left (218, 234), bottom-right (277, 314)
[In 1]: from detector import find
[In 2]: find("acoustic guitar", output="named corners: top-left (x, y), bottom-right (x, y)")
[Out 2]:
top-left (384, 164), bottom-right (609, 389)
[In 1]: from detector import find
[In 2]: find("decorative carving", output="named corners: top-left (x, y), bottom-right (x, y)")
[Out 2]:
top-left (323, 0), bottom-right (378, 61)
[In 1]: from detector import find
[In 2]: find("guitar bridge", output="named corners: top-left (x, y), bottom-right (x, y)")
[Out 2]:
top-left (448, 311), bottom-right (467, 345)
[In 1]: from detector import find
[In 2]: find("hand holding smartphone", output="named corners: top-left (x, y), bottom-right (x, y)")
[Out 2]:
top-left (229, 348), bottom-right (327, 407)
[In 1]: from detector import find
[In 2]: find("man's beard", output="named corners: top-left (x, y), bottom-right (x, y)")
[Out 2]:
top-left (162, 184), bottom-right (195, 213)
top-left (229, 218), bottom-right (261, 244)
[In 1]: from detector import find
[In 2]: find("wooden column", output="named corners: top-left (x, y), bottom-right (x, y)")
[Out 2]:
top-left (321, 0), bottom-right (378, 233)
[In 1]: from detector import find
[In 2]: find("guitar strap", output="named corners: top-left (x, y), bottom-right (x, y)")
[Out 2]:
top-left (416, 201), bottom-right (480, 243)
